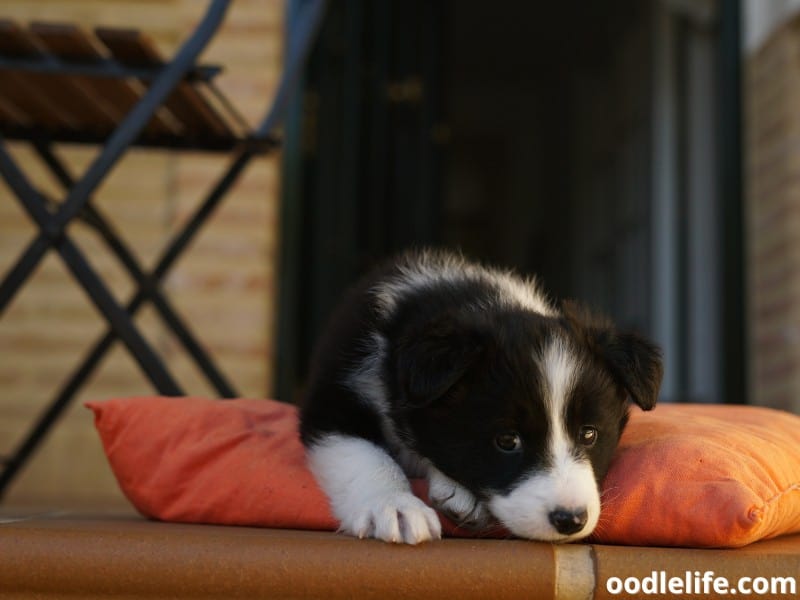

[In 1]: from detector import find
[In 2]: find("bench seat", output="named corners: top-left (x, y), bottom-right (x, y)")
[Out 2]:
top-left (1, 509), bottom-right (799, 599)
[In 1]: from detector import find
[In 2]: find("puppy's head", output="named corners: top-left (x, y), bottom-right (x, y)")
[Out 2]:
top-left (392, 302), bottom-right (662, 541)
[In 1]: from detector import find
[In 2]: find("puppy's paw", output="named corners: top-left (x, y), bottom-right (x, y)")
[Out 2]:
top-left (340, 492), bottom-right (442, 544)
top-left (428, 468), bottom-right (492, 530)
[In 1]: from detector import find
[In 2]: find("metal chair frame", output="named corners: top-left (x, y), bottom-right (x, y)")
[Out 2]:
top-left (0, 0), bottom-right (327, 498)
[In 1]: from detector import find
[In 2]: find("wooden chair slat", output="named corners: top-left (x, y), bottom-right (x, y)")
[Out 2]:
top-left (0, 71), bottom-right (78, 130)
top-left (0, 92), bottom-right (32, 127)
top-left (0, 19), bottom-right (45, 56)
top-left (0, 19), bottom-right (243, 147)
top-left (96, 27), bottom-right (233, 138)
top-left (28, 21), bottom-right (106, 61)
top-left (28, 22), bottom-right (179, 137)
top-left (0, 21), bottom-right (82, 130)
top-left (93, 26), bottom-right (163, 66)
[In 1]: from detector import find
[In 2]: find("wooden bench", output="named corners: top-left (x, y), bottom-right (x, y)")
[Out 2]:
top-left (2, 509), bottom-right (798, 599)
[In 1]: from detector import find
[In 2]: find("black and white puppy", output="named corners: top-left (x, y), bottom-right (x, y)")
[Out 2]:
top-left (300, 250), bottom-right (663, 544)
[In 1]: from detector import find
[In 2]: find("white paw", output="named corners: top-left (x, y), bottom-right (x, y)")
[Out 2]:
top-left (428, 468), bottom-right (492, 530)
top-left (340, 492), bottom-right (442, 544)
top-left (305, 435), bottom-right (442, 544)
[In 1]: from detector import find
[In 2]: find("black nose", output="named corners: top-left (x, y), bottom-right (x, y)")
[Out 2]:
top-left (548, 508), bottom-right (588, 536)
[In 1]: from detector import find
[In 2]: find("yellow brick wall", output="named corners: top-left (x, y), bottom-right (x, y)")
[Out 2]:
top-left (746, 15), bottom-right (800, 413)
top-left (0, 0), bottom-right (285, 506)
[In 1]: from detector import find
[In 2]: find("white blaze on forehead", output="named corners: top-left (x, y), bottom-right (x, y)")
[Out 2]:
top-left (541, 337), bottom-right (578, 411)
top-left (540, 336), bottom-right (579, 466)
top-left (540, 338), bottom-right (598, 512)
top-left (487, 337), bottom-right (601, 541)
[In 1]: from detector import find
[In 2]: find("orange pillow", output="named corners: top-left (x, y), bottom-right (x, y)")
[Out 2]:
top-left (589, 403), bottom-right (800, 547)
top-left (87, 397), bottom-right (337, 532)
top-left (86, 397), bottom-right (800, 547)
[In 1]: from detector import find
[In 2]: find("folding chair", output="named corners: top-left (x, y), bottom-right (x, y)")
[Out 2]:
top-left (0, 0), bottom-right (327, 498)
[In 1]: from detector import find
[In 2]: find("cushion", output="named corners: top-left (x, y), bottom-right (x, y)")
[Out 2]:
top-left (87, 397), bottom-right (337, 532)
top-left (86, 398), bottom-right (800, 547)
top-left (589, 403), bottom-right (800, 547)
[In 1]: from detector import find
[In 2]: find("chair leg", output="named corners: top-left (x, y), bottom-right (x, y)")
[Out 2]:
top-left (33, 142), bottom-right (239, 398)
top-left (0, 1), bottom-right (236, 499)
top-left (0, 235), bottom-right (49, 315)
top-left (0, 142), bottom-right (183, 396)
top-left (0, 150), bottom-right (264, 501)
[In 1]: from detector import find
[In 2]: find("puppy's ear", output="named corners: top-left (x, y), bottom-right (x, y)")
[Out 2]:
top-left (593, 331), bottom-right (663, 410)
top-left (396, 316), bottom-right (486, 407)
top-left (562, 300), bottom-right (663, 410)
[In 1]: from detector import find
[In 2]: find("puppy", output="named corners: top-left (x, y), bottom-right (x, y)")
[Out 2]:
top-left (300, 249), bottom-right (662, 544)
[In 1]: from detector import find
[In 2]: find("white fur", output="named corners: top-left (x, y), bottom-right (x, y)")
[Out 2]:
top-left (487, 463), bottom-right (599, 542)
top-left (373, 251), bottom-right (554, 318)
top-left (346, 331), bottom-right (389, 414)
top-left (541, 337), bottom-right (582, 482)
top-left (306, 434), bottom-right (441, 544)
top-left (487, 337), bottom-right (599, 541)
top-left (343, 333), bottom-right (428, 478)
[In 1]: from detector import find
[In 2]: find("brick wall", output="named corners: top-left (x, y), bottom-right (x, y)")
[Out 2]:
top-left (0, 0), bottom-right (284, 506)
top-left (746, 15), bottom-right (800, 412)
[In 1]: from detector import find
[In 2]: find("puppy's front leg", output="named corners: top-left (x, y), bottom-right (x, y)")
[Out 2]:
top-left (306, 434), bottom-right (442, 544)
top-left (428, 466), bottom-right (493, 530)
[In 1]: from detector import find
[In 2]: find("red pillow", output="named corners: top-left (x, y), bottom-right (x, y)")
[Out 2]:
top-left (86, 397), bottom-right (800, 547)
top-left (87, 397), bottom-right (337, 532)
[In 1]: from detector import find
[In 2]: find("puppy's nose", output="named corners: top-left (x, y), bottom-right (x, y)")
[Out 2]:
top-left (548, 508), bottom-right (588, 536)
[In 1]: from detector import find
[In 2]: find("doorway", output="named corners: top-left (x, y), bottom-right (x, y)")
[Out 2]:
top-left (276, 0), bottom-right (742, 407)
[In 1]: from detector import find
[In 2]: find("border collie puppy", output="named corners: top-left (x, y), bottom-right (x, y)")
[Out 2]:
top-left (300, 250), bottom-right (662, 544)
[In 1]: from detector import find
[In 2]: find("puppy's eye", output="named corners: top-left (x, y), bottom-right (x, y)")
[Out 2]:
top-left (579, 426), bottom-right (598, 447)
top-left (494, 432), bottom-right (522, 453)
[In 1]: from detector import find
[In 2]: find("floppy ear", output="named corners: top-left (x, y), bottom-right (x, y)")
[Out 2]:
top-left (562, 300), bottom-right (663, 410)
top-left (593, 331), bottom-right (663, 410)
top-left (395, 316), bottom-right (486, 407)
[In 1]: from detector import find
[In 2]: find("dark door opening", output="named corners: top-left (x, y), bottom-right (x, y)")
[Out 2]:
top-left (276, 0), bottom-right (742, 407)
